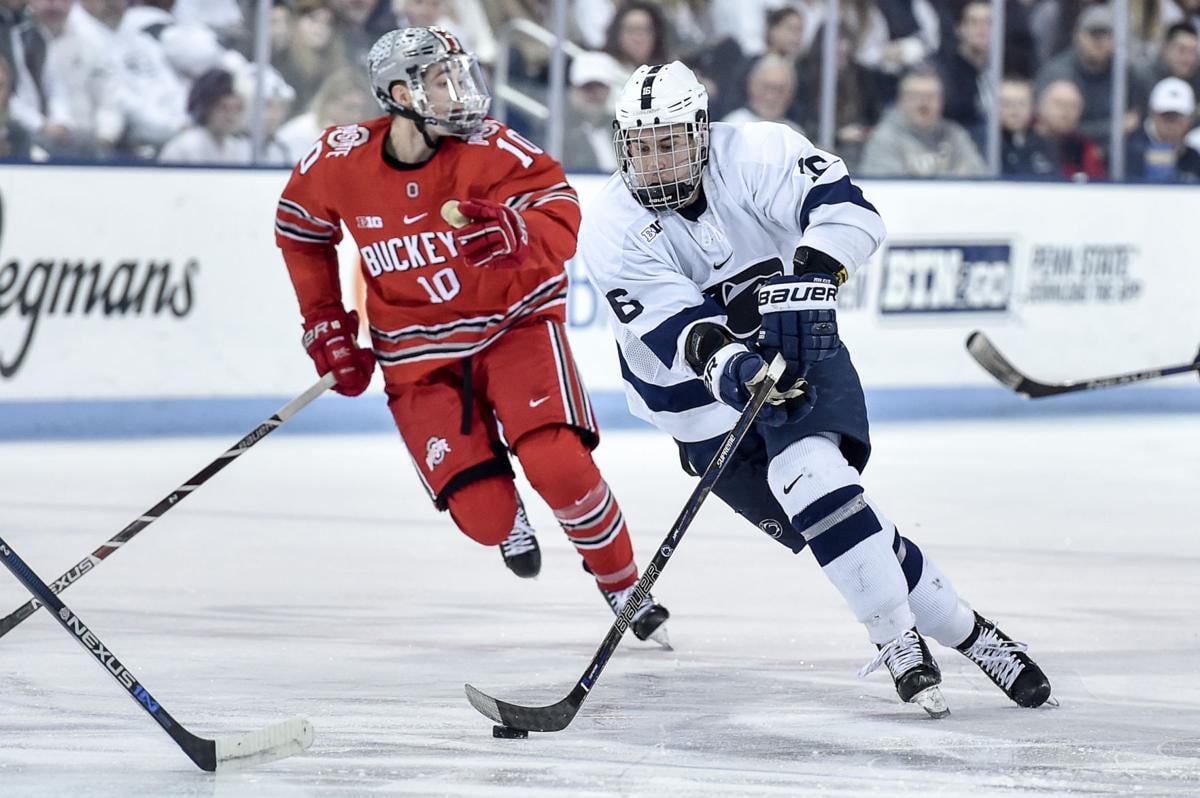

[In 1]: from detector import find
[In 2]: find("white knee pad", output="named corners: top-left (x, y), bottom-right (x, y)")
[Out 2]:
top-left (767, 433), bottom-right (862, 521)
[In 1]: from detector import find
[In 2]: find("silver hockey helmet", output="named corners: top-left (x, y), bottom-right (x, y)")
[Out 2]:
top-left (612, 61), bottom-right (709, 211)
top-left (367, 26), bottom-right (490, 138)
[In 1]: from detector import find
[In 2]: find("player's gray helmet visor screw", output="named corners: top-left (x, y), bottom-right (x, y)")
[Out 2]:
top-left (368, 26), bottom-right (491, 138)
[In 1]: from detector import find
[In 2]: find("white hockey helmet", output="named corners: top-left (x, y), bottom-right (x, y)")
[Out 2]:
top-left (368, 26), bottom-right (490, 138)
top-left (612, 61), bottom-right (709, 211)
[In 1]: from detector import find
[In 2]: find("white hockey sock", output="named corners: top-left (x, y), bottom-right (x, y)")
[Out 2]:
top-left (820, 528), bottom-right (915, 645)
top-left (906, 554), bottom-right (976, 648)
top-left (861, 495), bottom-right (976, 648)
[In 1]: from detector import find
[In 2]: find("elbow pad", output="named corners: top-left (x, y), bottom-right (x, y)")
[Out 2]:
top-left (684, 322), bottom-right (735, 375)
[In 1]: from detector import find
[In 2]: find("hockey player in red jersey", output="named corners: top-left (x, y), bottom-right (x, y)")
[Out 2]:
top-left (274, 26), bottom-right (669, 644)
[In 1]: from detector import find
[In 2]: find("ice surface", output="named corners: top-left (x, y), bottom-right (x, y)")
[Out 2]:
top-left (1, 415), bottom-right (1199, 796)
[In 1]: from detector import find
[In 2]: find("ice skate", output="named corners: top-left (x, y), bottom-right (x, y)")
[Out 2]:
top-left (956, 612), bottom-right (1053, 708)
top-left (499, 502), bottom-right (541, 578)
top-left (859, 628), bottom-right (950, 718)
top-left (600, 582), bottom-right (672, 650)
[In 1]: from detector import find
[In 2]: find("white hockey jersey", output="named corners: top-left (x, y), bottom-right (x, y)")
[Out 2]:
top-left (577, 121), bottom-right (886, 442)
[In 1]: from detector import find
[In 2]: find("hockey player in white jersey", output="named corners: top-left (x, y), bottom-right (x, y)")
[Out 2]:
top-left (577, 61), bottom-right (1052, 716)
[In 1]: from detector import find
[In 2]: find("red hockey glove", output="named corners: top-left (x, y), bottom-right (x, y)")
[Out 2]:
top-left (302, 309), bottom-right (375, 396)
top-left (454, 197), bottom-right (529, 268)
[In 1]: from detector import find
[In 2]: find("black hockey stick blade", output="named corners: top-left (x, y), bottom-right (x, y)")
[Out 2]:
top-left (967, 331), bottom-right (1200, 398)
top-left (0, 373), bottom-right (334, 640)
top-left (0, 534), bottom-right (315, 771)
top-left (464, 355), bottom-right (787, 733)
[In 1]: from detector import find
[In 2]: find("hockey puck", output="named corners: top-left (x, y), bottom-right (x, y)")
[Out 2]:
top-left (492, 724), bottom-right (529, 739)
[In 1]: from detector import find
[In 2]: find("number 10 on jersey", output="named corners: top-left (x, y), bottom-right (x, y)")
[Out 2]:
top-left (417, 267), bottom-right (461, 304)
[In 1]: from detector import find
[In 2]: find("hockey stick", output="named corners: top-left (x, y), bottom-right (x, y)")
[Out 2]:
top-left (966, 331), bottom-right (1200, 399)
top-left (0, 373), bottom-right (335, 640)
top-left (464, 354), bottom-right (786, 733)
top-left (0, 533), bottom-right (314, 771)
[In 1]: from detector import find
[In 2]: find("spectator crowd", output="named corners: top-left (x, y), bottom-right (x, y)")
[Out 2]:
top-left (2, 0), bottom-right (1199, 182)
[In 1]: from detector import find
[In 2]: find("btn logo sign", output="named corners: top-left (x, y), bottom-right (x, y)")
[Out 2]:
top-left (879, 243), bottom-right (1013, 314)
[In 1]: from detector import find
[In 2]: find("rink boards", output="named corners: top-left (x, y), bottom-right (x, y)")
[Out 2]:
top-left (1, 166), bottom-right (1197, 434)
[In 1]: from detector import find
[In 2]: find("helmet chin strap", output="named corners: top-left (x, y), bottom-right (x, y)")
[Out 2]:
top-left (379, 86), bottom-right (440, 149)
top-left (397, 106), bottom-right (440, 149)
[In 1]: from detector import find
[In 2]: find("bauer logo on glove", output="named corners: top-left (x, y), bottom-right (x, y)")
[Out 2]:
top-left (757, 277), bottom-right (837, 311)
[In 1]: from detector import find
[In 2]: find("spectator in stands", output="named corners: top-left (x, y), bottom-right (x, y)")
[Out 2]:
top-left (1134, 22), bottom-right (1200, 106)
top-left (1174, 0), bottom-right (1200, 30)
top-left (603, 1), bottom-right (670, 87)
top-left (1035, 4), bottom-right (1149, 147)
top-left (1032, 78), bottom-right (1107, 180)
top-left (392, 0), bottom-right (496, 63)
top-left (577, 0), bottom-right (710, 53)
top-left (871, 0), bottom-right (942, 102)
top-left (680, 35), bottom-right (744, 121)
top-left (8, 0), bottom-right (75, 154)
top-left (275, 0), bottom-right (350, 114)
top-left (727, 7), bottom-right (810, 123)
top-left (0, 1), bottom-right (23, 78)
top-left (722, 53), bottom-right (805, 134)
top-left (158, 67), bottom-right (250, 163)
top-left (275, 66), bottom-right (373, 162)
top-left (560, 50), bottom-right (621, 172)
top-left (234, 63), bottom-right (295, 165)
top-left (0, 54), bottom-right (32, 160)
top-left (997, 76), bottom-right (1052, 176)
top-left (934, 0), bottom-right (1038, 79)
top-left (269, 0), bottom-right (293, 60)
top-left (172, 0), bottom-right (245, 49)
top-left (937, 0), bottom-right (992, 139)
top-left (859, 64), bottom-right (987, 177)
top-left (710, 0), bottom-right (792, 58)
top-left (1126, 76), bottom-right (1200, 181)
top-left (330, 0), bottom-right (386, 64)
top-left (799, 23), bottom-right (883, 170)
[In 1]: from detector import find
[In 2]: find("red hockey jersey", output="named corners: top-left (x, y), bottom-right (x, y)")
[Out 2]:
top-left (275, 116), bottom-right (581, 384)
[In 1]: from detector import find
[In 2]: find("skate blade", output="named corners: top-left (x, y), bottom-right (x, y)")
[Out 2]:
top-left (648, 625), bottom-right (672, 651)
top-left (910, 685), bottom-right (950, 719)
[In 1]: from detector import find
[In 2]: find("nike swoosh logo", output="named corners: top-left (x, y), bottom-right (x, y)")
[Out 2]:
top-left (713, 254), bottom-right (732, 270)
top-left (403, 212), bottom-right (428, 224)
top-left (783, 473), bottom-right (805, 494)
top-left (529, 396), bottom-right (551, 408)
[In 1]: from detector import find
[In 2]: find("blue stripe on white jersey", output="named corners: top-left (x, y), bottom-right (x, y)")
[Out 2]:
top-left (639, 298), bottom-right (724, 368)
top-left (799, 175), bottom-right (878, 230)
top-left (617, 349), bottom-right (713, 414)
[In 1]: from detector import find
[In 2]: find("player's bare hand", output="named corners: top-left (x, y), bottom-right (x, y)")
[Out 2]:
top-left (454, 198), bottom-right (529, 268)
top-left (302, 309), bottom-right (376, 397)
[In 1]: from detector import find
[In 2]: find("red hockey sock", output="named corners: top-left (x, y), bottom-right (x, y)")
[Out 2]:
top-left (515, 426), bottom-right (638, 591)
top-left (446, 475), bottom-right (518, 547)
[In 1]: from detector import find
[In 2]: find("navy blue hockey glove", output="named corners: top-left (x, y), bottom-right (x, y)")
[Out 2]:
top-left (756, 249), bottom-right (844, 386)
top-left (702, 343), bottom-right (815, 427)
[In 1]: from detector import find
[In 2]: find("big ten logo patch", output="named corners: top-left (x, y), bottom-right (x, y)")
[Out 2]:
top-left (879, 243), bottom-right (1013, 314)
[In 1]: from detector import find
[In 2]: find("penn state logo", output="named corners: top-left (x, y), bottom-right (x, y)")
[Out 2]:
top-left (425, 436), bottom-right (451, 470)
top-left (758, 519), bottom-right (784, 539)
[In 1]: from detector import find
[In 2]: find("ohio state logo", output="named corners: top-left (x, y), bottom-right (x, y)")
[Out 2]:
top-left (325, 125), bottom-right (369, 158)
top-left (425, 436), bottom-right (451, 470)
